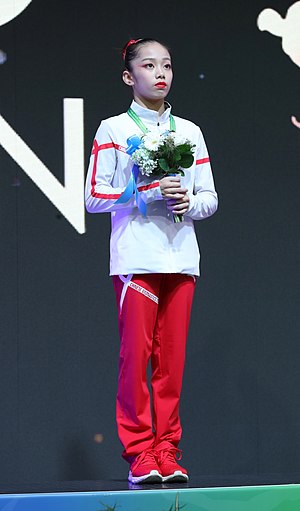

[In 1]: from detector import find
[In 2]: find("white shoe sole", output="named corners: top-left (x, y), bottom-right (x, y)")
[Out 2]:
top-left (128, 469), bottom-right (163, 484)
top-left (162, 471), bottom-right (189, 483)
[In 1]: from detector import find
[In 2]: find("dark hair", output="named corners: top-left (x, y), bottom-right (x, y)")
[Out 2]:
top-left (122, 38), bottom-right (171, 71)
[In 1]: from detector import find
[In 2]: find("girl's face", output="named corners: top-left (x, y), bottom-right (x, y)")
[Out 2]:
top-left (123, 42), bottom-right (173, 106)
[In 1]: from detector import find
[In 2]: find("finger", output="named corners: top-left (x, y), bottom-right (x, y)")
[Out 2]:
top-left (166, 199), bottom-right (188, 208)
top-left (166, 176), bottom-right (181, 182)
top-left (168, 196), bottom-right (190, 210)
top-left (166, 199), bottom-right (177, 207)
top-left (172, 204), bottom-right (189, 213)
top-left (164, 187), bottom-right (188, 195)
top-left (160, 176), bottom-right (181, 187)
top-left (165, 192), bottom-right (187, 200)
top-left (165, 181), bottom-right (182, 189)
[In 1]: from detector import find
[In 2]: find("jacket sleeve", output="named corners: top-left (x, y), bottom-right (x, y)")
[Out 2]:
top-left (85, 120), bottom-right (134, 213)
top-left (186, 128), bottom-right (218, 220)
top-left (136, 178), bottom-right (163, 204)
top-left (85, 121), bottom-right (163, 214)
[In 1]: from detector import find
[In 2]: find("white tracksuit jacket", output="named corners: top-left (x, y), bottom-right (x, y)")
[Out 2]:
top-left (85, 100), bottom-right (218, 276)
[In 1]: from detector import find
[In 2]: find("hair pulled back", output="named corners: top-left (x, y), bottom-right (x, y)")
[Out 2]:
top-left (122, 38), bottom-right (170, 71)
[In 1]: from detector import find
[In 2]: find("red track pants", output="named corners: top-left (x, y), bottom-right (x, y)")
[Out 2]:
top-left (113, 273), bottom-right (196, 461)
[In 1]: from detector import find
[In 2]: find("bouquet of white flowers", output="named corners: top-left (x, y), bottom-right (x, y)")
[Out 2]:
top-left (131, 131), bottom-right (195, 177)
top-left (130, 131), bottom-right (195, 222)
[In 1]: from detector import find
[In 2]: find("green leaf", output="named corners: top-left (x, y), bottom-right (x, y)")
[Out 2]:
top-left (158, 158), bottom-right (171, 172)
top-left (173, 149), bottom-right (181, 162)
top-left (179, 153), bottom-right (194, 168)
top-left (176, 143), bottom-right (190, 153)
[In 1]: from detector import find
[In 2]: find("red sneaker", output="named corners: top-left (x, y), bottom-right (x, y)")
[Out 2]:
top-left (128, 449), bottom-right (162, 484)
top-left (157, 447), bottom-right (189, 483)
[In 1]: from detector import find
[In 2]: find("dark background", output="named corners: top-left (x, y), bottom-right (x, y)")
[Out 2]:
top-left (0, 0), bottom-right (299, 483)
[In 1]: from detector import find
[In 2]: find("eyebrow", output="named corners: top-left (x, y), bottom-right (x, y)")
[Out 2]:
top-left (141, 57), bottom-right (171, 61)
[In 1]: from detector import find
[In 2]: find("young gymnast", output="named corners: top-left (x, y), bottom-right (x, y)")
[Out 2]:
top-left (85, 38), bottom-right (218, 484)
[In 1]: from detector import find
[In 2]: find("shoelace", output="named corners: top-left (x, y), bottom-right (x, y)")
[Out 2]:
top-left (133, 448), bottom-right (158, 470)
top-left (157, 447), bottom-right (182, 465)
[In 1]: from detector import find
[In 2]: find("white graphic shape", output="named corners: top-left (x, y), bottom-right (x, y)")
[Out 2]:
top-left (257, 2), bottom-right (300, 67)
top-left (291, 115), bottom-right (300, 128)
top-left (0, 0), bottom-right (32, 27)
top-left (0, 98), bottom-right (85, 234)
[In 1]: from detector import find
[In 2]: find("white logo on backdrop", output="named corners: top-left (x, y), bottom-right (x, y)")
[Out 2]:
top-left (0, 0), bottom-right (86, 233)
top-left (0, 0), bottom-right (32, 26)
top-left (257, 1), bottom-right (300, 129)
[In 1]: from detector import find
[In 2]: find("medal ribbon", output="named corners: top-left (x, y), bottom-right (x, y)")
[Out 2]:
top-left (114, 108), bottom-right (176, 216)
top-left (127, 107), bottom-right (176, 133)
top-left (114, 134), bottom-right (147, 216)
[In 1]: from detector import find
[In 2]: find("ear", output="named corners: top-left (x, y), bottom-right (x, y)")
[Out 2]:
top-left (122, 70), bottom-right (134, 86)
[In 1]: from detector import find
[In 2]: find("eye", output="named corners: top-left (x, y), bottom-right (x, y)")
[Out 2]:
top-left (144, 63), bottom-right (154, 68)
top-left (164, 63), bottom-right (172, 70)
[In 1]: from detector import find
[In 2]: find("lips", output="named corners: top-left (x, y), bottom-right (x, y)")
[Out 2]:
top-left (155, 82), bottom-right (167, 88)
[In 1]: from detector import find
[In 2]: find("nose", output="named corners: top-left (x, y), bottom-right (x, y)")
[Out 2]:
top-left (156, 66), bottom-right (165, 79)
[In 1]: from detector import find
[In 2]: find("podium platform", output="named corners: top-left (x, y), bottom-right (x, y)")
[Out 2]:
top-left (1, 474), bottom-right (300, 511)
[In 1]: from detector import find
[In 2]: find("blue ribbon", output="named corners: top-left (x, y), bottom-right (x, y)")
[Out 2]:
top-left (114, 135), bottom-right (147, 217)
top-left (126, 134), bottom-right (142, 155)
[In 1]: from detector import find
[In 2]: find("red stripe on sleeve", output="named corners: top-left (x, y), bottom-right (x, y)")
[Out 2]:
top-left (137, 182), bottom-right (160, 192)
top-left (196, 157), bottom-right (210, 165)
top-left (92, 140), bottom-right (126, 154)
top-left (89, 139), bottom-right (126, 199)
top-left (91, 192), bottom-right (122, 199)
top-left (114, 143), bottom-right (127, 153)
top-left (90, 142), bottom-right (122, 199)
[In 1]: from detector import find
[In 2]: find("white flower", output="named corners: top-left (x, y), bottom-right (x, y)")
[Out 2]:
top-left (172, 132), bottom-right (187, 146)
top-left (143, 131), bottom-right (161, 151)
top-left (132, 148), bottom-right (157, 176)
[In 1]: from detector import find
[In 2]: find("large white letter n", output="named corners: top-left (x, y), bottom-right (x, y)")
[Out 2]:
top-left (0, 98), bottom-right (85, 234)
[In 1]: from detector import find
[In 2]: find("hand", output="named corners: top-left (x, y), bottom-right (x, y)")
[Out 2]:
top-left (166, 193), bottom-right (190, 215)
top-left (159, 176), bottom-right (188, 200)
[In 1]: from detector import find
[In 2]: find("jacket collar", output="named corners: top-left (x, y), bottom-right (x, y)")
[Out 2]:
top-left (130, 100), bottom-right (172, 127)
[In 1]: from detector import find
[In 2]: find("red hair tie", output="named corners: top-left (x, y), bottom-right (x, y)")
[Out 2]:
top-left (122, 39), bottom-right (142, 60)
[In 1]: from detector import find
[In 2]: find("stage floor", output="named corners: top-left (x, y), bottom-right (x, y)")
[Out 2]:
top-left (0, 474), bottom-right (300, 510)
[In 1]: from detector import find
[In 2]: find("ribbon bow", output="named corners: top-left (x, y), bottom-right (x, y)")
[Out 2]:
top-left (126, 134), bottom-right (142, 155)
top-left (114, 135), bottom-right (147, 216)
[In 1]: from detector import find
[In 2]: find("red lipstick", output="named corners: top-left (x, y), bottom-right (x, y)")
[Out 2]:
top-left (155, 82), bottom-right (167, 88)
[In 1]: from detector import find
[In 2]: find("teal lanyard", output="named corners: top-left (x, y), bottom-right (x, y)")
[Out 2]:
top-left (127, 107), bottom-right (176, 134)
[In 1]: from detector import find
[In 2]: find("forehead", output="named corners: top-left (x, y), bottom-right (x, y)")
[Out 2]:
top-left (135, 42), bottom-right (171, 60)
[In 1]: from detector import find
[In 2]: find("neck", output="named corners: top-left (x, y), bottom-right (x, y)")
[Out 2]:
top-left (133, 95), bottom-right (166, 116)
